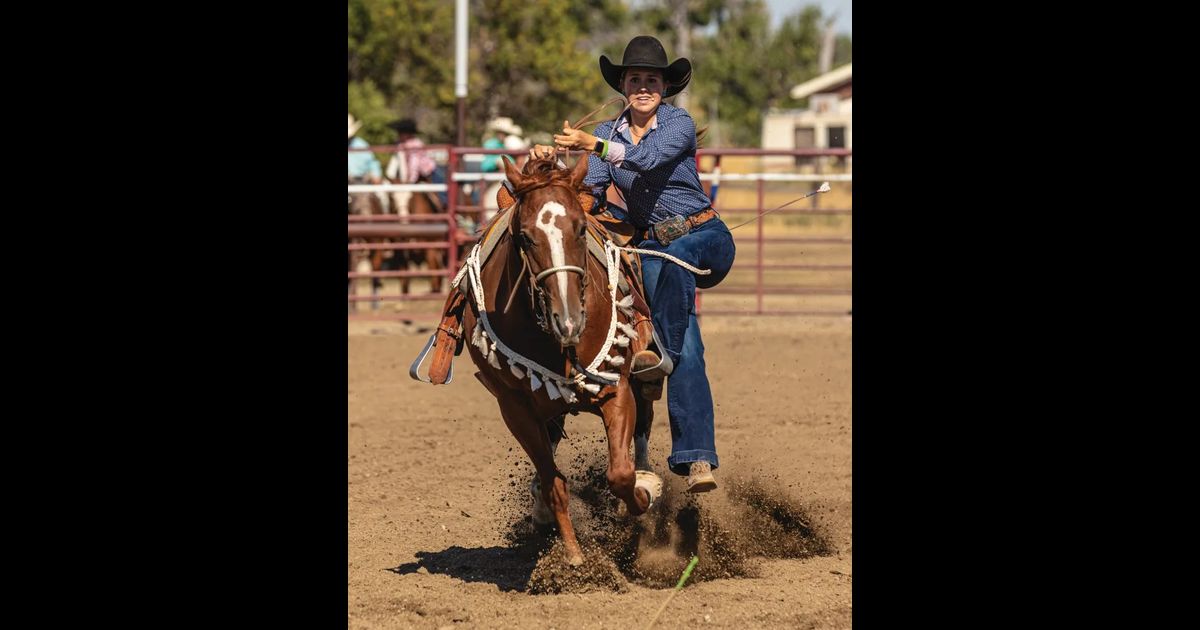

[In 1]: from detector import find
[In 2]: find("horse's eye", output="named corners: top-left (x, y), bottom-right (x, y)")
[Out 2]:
top-left (518, 231), bottom-right (534, 247)
top-left (577, 223), bottom-right (587, 238)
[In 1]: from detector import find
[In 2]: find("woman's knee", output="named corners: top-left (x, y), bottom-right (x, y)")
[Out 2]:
top-left (696, 231), bottom-right (735, 289)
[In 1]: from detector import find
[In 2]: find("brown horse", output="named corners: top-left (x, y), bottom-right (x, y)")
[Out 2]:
top-left (461, 155), bottom-right (661, 566)
top-left (347, 176), bottom-right (447, 310)
top-left (347, 180), bottom-right (388, 310)
top-left (389, 177), bottom-right (446, 295)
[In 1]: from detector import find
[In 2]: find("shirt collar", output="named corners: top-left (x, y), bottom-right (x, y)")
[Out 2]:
top-left (614, 110), bottom-right (658, 142)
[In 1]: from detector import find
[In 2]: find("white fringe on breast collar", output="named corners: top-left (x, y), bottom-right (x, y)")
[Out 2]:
top-left (451, 239), bottom-right (631, 402)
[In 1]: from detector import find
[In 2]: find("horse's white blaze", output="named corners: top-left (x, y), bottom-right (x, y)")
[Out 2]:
top-left (535, 201), bottom-right (572, 331)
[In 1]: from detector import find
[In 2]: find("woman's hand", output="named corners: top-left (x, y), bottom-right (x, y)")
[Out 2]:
top-left (553, 121), bottom-right (597, 152)
top-left (529, 144), bottom-right (557, 160)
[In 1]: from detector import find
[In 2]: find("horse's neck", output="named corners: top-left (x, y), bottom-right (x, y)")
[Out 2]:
top-left (486, 238), bottom-right (532, 318)
top-left (480, 239), bottom-right (558, 356)
top-left (480, 236), bottom-right (610, 363)
top-left (387, 152), bottom-right (409, 182)
top-left (410, 186), bottom-right (438, 214)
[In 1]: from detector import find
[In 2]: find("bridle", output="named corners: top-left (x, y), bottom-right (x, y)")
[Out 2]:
top-left (505, 174), bottom-right (590, 336)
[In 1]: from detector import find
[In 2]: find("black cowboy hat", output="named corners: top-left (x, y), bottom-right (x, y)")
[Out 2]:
top-left (599, 35), bottom-right (692, 98)
top-left (386, 118), bottom-right (419, 135)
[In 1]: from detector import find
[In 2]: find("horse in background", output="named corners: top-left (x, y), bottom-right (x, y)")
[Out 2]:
top-left (347, 180), bottom-right (389, 311)
top-left (385, 152), bottom-right (447, 295)
top-left (388, 175), bottom-right (446, 294)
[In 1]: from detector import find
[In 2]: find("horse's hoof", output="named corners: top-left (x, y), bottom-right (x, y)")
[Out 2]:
top-left (567, 553), bottom-right (585, 567)
top-left (616, 491), bottom-right (653, 519)
top-left (635, 470), bottom-right (663, 509)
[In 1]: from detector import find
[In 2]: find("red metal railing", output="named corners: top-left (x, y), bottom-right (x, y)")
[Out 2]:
top-left (348, 146), bottom-right (850, 320)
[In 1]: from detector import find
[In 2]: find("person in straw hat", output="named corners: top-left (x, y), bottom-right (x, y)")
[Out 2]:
top-left (481, 116), bottom-right (526, 173)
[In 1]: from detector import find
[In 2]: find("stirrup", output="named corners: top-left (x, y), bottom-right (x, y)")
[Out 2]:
top-left (632, 327), bottom-right (675, 382)
top-left (631, 328), bottom-right (673, 382)
top-left (408, 333), bottom-right (453, 384)
top-left (632, 328), bottom-right (672, 380)
top-left (630, 351), bottom-right (671, 382)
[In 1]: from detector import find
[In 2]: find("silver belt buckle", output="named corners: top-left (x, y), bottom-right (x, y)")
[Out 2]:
top-left (652, 215), bottom-right (688, 245)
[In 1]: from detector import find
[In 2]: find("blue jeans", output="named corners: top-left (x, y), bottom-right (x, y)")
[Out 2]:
top-left (638, 216), bottom-right (736, 476)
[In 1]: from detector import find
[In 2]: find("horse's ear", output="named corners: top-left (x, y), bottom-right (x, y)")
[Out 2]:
top-left (503, 156), bottom-right (527, 191)
top-left (569, 153), bottom-right (589, 190)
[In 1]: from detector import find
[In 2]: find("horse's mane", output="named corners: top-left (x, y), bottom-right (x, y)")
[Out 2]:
top-left (521, 156), bottom-right (563, 177)
top-left (511, 156), bottom-right (585, 198)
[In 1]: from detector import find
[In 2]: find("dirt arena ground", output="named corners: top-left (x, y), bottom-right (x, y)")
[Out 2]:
top-left (348, 314), bottom-right (852, 629)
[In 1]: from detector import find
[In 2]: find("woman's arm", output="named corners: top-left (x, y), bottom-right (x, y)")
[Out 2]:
top-left (551, 114), bottom-right (695, 173)
top-left (524, 145), bottom-right (613, 214)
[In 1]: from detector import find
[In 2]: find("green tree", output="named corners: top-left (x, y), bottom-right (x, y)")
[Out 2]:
top-left (689, 1), bottom-right (773, 146)
top-left (347, 0), bottom-right (844, 149)
top-left (348, 0), bottom-right (455, 143)
top-left (685, 1), bottom-right (828, 146)
top-left (834, 33), bottom-right (852, 67)
top-left (348, 0), bottom-right (628, 145)
top-left (767, 7), bottom-right (824, 110)
top-left (469, 0), bottom-right (618, 145)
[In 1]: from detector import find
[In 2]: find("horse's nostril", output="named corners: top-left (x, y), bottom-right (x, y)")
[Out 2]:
top-left (551, 313), bottom-right (578, 341)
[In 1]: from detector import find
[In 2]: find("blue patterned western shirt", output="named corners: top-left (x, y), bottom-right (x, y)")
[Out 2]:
top-left (584, 103), bottom-right (711, 229)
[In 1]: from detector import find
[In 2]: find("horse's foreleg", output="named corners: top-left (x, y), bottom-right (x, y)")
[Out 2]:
top-left (496, 396), bottom-right (584, 566)
top-left (600, 383), bottom-right (651, 516)
top-left (629, 310), bottom-right (659, 467)
top-left (634, 384), bottom-right (655, 471)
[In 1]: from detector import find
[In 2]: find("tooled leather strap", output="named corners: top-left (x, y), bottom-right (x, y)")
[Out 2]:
top-left (687, 208), bottom-right (718, 228)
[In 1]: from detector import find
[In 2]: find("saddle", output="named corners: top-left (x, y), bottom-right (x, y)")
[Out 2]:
top-left (418, 188), bottom-right (654, 385)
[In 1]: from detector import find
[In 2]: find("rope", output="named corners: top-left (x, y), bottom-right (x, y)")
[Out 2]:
top-left (614, 182), bottom-right (833, 272)
top-left (620, 246), bottom-right (712, 275)
top-left (583, 242), bottom-right (626, 377)
top-left (455, 239), bottom-right (626, 401)
top-left (725, 181), bottom-right (832, 230)
top-left (571, 96), bottom-right (629, 130)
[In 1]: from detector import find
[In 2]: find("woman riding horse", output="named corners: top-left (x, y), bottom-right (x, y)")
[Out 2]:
top-left (533, 35), bottom-right (736, 492)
